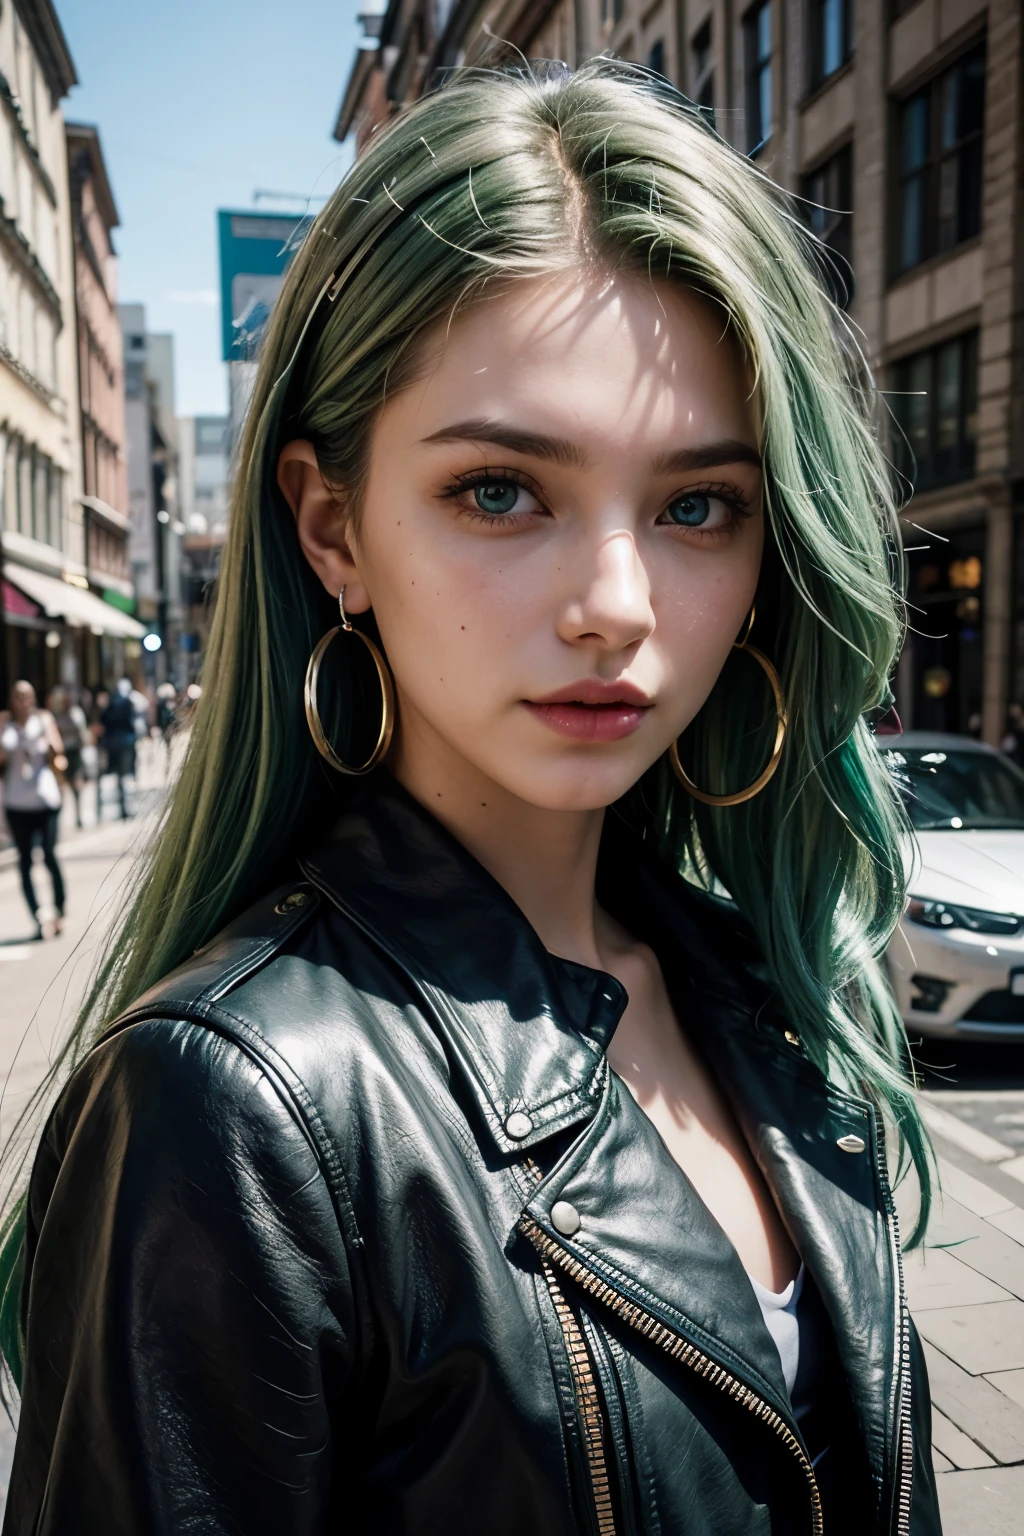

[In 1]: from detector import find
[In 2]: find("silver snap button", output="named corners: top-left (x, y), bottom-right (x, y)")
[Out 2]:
top-left (274, 891), bottom-right (308, 915)
top-left (551, 1200), bottom-right (581, 1237)
top-left (836, 1133), bottom-right (866, 1154)
top-left (505, 1111), bottom-right (533, 1140)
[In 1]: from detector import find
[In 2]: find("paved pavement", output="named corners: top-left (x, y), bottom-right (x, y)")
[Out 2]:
top-left (0, 767), bottom-right (1021, 1529)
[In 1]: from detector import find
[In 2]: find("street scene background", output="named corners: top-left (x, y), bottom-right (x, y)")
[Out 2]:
top-left (2, 0), bottom-right (1024, 1532)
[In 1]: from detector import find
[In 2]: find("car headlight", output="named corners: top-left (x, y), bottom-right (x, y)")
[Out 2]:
top-left (906, 898), bottom-right (1021, 936)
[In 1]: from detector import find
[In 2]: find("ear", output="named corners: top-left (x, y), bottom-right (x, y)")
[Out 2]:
top-left (276, 439), bottom-right (371, 614)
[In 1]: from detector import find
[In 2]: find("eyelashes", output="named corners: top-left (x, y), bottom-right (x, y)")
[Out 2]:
top-left (439, 465), bottom-right (756, 535)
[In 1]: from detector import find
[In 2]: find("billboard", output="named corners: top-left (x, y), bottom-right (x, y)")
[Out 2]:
top-left (217, 210), bottom-right (312, 362)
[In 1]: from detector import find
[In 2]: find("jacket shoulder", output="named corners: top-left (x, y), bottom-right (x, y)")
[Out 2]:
top-left (107, 879), bottom-right (323, 1031)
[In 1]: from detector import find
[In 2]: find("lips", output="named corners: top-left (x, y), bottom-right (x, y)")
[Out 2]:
top-left (523, 680), bottom-right (653, 742)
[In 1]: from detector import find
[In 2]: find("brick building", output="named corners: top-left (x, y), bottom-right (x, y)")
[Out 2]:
top-left (66, 121), bottom-right (140, 690)
top-left (335, 0), bottom-right (1024, 743)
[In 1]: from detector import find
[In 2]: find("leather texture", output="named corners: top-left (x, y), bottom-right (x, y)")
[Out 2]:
top-left (5, 773), bottom-right (941, 1535)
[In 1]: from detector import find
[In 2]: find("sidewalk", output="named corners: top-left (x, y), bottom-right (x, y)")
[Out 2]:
top-left (898, 1121), bottom-right (1024, 1532)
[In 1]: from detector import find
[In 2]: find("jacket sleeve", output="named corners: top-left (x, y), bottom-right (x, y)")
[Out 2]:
top-left (4, 1018), bottom-right (362, 1536)
top-left (908, 1316), bottom-right (943, 1535)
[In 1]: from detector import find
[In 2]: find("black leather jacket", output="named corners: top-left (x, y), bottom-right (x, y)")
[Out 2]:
top-left (6, 775), bottom-right (940, 1536)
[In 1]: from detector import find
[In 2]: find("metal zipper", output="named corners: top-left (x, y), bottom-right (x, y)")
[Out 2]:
top-left (522, 1156), bottom-right (617, 1536)
top-left (873, 1112), bottom-right (913, 1536)
top-left (520, 1215), bottom-right (823, 1536)
top-left (539, 1256), bottom-right (618, 1536)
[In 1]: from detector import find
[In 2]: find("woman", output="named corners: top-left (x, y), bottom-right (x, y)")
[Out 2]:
top-left (0, 680), bottom-right (67, 940)
top-left (0, 63), bottom-right (939, 1535)
top-left (46, 686), bottom-right (90, 831)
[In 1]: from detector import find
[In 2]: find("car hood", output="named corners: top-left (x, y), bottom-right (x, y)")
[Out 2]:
top-left (910, 830), bottom-right (1024, 913)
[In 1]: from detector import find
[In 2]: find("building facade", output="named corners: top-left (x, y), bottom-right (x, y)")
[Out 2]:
top-left (119, 303), bottom-right (185, 686)
top-left (65, 120), bottom-right (138, 690)
top-left (178, 412), bottom-right (229, 678)
top-left (0, 3), bottom-right (141, 702)
top-left (0, 0), bottom-right (81, 700)
top-left (336, 0), bottom-right (1024, 744)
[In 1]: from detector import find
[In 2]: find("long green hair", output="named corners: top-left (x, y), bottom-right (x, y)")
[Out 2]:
top-left (0, 58), bottom-right (929, 1390)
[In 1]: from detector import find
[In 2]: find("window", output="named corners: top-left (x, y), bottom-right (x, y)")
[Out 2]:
top-left (897, 43), bottom-right (985, 274)
top-left (33, 452), bottom-right (48, 545)
top-left (647, 38), bottom-right (665, 77)
top-left (17, 442), bottom-right (30, 536)
top-left (801, 145), bottom-right (853, 304)
top-left (692, 20), bottom-right (714, 122)
top-left (3, 435), bottom-right (18, 533)
top-left (890, 330), bottom-right (978, 492)
top-left (809, 0), bottom-right (851, 91)
top-left (744, 2), bottom-right (772, 153)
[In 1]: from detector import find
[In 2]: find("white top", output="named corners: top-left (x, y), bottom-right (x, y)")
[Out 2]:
top-left (748, 1262), bottom-right (805, 1397)
top-left (1, 712), bottom-right (62, 812)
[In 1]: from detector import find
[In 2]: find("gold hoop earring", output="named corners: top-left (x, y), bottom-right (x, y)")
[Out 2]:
top-left (304, 588), bottom-right (395, 775)
top-left (668, 605), bottom-right (787, 807)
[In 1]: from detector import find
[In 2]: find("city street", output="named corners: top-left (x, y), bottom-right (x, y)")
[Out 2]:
top-left (0, 784), bottom-right (1022, 1530)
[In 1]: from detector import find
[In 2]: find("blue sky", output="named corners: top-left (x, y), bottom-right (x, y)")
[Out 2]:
top-left (57, 0), bottom-right (360, 415)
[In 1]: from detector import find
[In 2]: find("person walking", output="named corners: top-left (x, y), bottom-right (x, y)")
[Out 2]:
top-left (47, 686), bottom-right (90, 830)
top-left (97, 678), bottom-right (136, 820)
top-left (0, 680), bottom-right (67, 940)
top-left (155, 683), bottom-right (178, 776)
top-left (1001, 702), bottom-right (1024, 768)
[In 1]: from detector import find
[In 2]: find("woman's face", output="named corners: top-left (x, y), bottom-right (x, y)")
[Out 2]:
top-left (286, 272), bottom-right (763, 812)
top-left (10, 682), bottom-right (36, 724)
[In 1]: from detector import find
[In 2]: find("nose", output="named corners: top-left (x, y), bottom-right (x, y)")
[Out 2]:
top-left (556, 527), bottom-right (655, 654)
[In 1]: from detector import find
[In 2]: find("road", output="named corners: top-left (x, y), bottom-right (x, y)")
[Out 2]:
top-left (0, 770), bottom-right (1021, 1529)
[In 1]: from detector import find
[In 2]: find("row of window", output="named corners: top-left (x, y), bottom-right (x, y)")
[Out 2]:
top-left (644, 5), bottom-right (984, 286)
top-left (2, 433), bottom-right (65, 549)
top-left (734, 16), bottom-right (985, 285)
top-left (681, 6), bottom-right (985, 279)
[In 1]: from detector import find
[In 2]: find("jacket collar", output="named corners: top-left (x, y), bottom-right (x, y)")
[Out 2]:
top-left (300, 772), bottom-right (627, 1157)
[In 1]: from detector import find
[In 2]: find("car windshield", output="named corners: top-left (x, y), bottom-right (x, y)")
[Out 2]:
top-left (881, 746), bottom-right (1024, 831)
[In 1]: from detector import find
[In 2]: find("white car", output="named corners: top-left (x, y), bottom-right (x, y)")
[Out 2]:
top-left (880, 732), bottom-right (1024, 1040)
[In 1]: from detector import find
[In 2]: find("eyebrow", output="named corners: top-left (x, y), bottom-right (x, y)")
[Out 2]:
top-left (420, 419), bottom-right (761, 475)
top-left (420, 420), bottom-right (587, 467)
top-left (652, 440), bottom-right (762, 474)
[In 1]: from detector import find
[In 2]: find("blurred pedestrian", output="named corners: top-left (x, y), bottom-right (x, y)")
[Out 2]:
top-left (90, 688), bottom-right (110, 819)
top-left (1001, 703), bottom-right (1024, 767)
top-left (47, 686), bottom-right (91, 830)
top-left (155, 683), bottom-right (178, 775)
top-left (97, 678), bottom-right (136, 820)
top-left (0, 680), bottom-right (67, 939)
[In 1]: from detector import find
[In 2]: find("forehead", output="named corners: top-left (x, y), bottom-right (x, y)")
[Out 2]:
top-left (402, 271), bottom-right (758, 456)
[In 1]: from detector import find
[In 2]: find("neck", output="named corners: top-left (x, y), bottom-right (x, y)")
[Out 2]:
top-left (390, 721), bottom-right (607, 967)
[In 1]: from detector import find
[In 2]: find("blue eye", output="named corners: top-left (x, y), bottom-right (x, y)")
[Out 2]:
top-left (664, 492), bottom-right (712, 526)
top-left (474, 480), bottom-right (519, 515)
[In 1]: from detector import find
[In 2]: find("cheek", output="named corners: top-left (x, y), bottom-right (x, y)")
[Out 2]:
top-left (361, 524), bottom-right (538, 714)
top-left (652, 540), bottom-right (762, 707)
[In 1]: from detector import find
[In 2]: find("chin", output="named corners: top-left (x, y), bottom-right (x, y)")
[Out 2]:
top-left (494, 759), bottom-right (651, 814)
